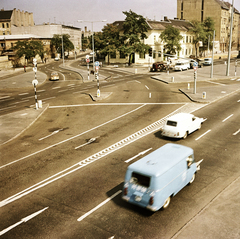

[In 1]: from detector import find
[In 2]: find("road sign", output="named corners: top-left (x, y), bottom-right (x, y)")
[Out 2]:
top-left (95, 61), bottom-right (99, 67)
top-left (86, 58), bottom-right (90, 63)
top-left (32, 79), bottom-right (38, 86)
top-left (95, 66), bottom-right (99, 71)
top-left (193, 66), bottom-right (198, 71)
top-left (33, 67), bottom-right (37, 72)
top-left (86, 55), bottom-right (89, 59)
top-left (193, 61), bottom-right (198, 67)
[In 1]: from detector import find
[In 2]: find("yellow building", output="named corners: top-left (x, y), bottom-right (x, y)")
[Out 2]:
top-left (177, 0), bottom-right (240, 52)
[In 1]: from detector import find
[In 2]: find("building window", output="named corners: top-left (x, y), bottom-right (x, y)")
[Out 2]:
top-left (2, 23), bottom-right (4, 28)
top-left (181, 12), bottom-right (183, 20)
top-left (186, 36), bottom-right (188, 43)
top-left (120, 51), bottom-right (125, 59)
top-left (139, 51), bottom-right (145, 59)
top-left (6, 23), bottom-right (9, 28)
top-left (158, 51), bottom-right (162, 57)
top-left (181, 1), bottom-right (183, 11)
top-left (153, 50), bottom-right (156, 58)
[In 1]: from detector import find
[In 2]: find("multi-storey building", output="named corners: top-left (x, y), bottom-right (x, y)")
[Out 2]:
top-left (177, 0), bottom-right (240, 52)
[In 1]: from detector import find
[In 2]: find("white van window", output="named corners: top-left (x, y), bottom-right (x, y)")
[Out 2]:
top-left (167, 120), bottom-right (177, 127)
top-left (130, 172), bottom-right (150, 187)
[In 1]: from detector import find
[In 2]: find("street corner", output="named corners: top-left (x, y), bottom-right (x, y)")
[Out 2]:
top-left (89, 92), bottom-right (112, 101)
top-left (0, 104), bottom-right (49, 145)
top-left (178, 88), bottom-right (211, 103)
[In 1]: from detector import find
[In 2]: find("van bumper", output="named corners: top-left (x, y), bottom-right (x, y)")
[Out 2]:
top-left (146, 205), bottom-right (158, 212)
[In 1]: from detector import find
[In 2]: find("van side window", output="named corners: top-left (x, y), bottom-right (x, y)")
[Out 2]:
top-left (130, 172), bottom-right (150, 187)
top-left (186, 155), bottom-right (193, 168)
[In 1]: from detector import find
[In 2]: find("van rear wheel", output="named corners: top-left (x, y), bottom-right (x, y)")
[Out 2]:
top-left (183, 132), bottom-right (188, 139)
top-left (162, 197), bottom-right (171, 209)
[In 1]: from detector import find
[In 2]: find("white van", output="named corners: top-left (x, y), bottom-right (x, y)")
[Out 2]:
top-left (174, 62), bottom-right (190, 71)
top-left (122, 143), bottom-right (202, 211)
top-left (161, 113), bottom-right (204, 139)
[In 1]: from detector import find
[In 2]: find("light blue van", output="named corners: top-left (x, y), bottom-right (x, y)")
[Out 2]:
top-left (122, 143), bottom-right (202, 211)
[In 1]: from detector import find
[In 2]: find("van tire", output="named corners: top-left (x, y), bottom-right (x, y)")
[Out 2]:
top-left (188, 173), bottom-right (196, 185)
top-left (183, 132), bottom-right (188, 139)
top-left (162, 197), bottom-right (171, 209)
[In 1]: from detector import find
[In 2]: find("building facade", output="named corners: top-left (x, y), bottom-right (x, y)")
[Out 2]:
top-left (108, 18), bottom-right (196, 65)
top-left (177, 0), bottom-right (240, 52)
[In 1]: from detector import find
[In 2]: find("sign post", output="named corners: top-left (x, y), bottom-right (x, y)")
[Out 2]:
top-left (32, 58), bottom-right (38, 109)
top-left (95, 61), bottom-right (100, 97)
top-left (193, 61), bottom-right (198, 94)
top-left (86, 55), bottom-right (90, 81)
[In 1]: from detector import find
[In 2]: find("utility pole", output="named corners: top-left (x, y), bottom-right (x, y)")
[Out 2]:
top-left (211, 30), bottom-right (215, 78)
top-left (226, 0), bottom-right (234, 76)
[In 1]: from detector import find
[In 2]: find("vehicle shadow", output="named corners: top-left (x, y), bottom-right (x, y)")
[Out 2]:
top-left (154, 130), bottom-right (181, 142)
top-left (106, 182), bottom-right (155, 217)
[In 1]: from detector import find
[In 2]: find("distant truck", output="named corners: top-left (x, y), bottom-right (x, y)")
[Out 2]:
top-left (122, 143), bottom-right (203, 211)
top-left (150, 61), bottom-right (168, 72)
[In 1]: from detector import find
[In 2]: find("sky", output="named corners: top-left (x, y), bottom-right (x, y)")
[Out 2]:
top-left (1, 0), bottom-right (240, 32)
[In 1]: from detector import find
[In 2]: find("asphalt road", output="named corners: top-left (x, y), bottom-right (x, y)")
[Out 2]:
top-left (0, 60), bottom-right (240, 238)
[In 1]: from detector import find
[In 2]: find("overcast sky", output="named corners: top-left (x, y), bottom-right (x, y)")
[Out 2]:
top-left (1, 0), bottom-right (240, 32)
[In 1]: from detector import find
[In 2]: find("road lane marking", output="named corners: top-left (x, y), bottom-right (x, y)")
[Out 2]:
top-left (39, 129), bottom-right (63, 141)
top-left (18, 93), bottom-right (29, 96)
top-left (77, 190), bottom-right (122, 222)
top-left (0, 207), bottom-right (48, 236)
top-left (0, 95), bottom-right (10, 100)
top-left (195, 129), bottom-right (211, 141)
top-left (52, 86), bottom-right (61, 89)
top-left (37, 90), bottom-right (45, 93)
top-left (206, 81), bottom-right (226, 86)
top-left (222, 114), bottom-right (233, 122)
top-left (233, 129), bottom-right (240, 135)
top-left (0, 105), bottom-right (16, 111)
top-left (145, 85), bottom-right (149, 90)
top-left (125, 148), bottom-right (152, 163)
top-left (0, 105), bottom-right (146, 170)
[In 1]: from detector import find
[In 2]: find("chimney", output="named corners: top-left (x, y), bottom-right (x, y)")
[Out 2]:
top-left (164, 16), bottom-right (168, 21)
top-left (85, 26), bottom-right (87, 32)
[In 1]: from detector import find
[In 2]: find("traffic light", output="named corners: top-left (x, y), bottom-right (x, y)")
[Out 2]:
top-left (149, 48), bottom-right (152, 57)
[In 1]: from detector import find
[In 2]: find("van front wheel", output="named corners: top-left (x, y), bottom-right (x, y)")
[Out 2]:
top-left (162, 197), bottom-right (171, 209)
top-left (188, 173), bottom-right (196, 185)
top-left (183, 132), bottom-right (188, 139)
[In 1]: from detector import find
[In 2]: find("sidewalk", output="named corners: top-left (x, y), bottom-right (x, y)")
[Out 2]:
top-left (1, 59), bottom-right (240, 239)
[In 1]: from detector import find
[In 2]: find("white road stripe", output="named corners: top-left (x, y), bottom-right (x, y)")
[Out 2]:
top-left (77, 190), bottom-right (122, 222)
top-left (222, 114), bottom-right (233, 122)
top-left (195, 129), bottom-right (211, 141)
top-left (233, 129), bottom-right (240, 135)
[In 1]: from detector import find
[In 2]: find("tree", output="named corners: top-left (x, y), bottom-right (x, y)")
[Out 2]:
top-left (190, 18), bottom-right (215, 57)
top-left (190, 20), bottom-right (205, 57)
top-left (100, 23), bottom-right (121, 64)
top-left (12, 40), bottom-right (45, 65)
top-left (160, 25), bottom-right (183, 56)
top-left (121, 10), bottom-right (150, 65)
top-left (203, 17), bottom-right (215, 54)
top-left (51, 34), bottom-right (74, 58)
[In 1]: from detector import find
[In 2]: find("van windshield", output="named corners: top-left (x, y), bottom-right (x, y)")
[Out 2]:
top-left (130, 172), bottom-right (150, 187)
top-left (166, 120), bottom-right (177, 127)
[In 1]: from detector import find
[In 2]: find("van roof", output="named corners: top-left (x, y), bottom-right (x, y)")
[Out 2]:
top-left (128, 143), bottom-right (193, 177)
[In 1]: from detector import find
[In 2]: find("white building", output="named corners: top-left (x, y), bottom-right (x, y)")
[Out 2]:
top-left (109, 17), bottom-right (197, 65)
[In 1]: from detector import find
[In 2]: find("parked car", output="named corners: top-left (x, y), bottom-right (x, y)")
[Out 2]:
top-left (174, 62), bottom-right (190, 71)
top-left (161, 113), bottom-right (206, 139)
top-left (203, 58), bottom-right (212, 65)
top-left (50, 72), bottom-right (59, 81)
top-left (150, 62), bottom-right (167, 72)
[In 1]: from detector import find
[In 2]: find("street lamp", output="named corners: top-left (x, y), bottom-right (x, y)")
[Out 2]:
top-left (77, 20), bottom-right (107, 72)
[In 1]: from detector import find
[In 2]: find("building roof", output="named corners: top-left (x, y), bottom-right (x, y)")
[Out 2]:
top-left (215, 0), bottom-right (240, 14)
top-left (113, 18), bottom-right (193, 32)
top-left (0, 10), bottom-right (13, 22)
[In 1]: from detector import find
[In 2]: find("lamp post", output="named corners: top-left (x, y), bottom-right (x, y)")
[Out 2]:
top-left (61, 25), bottom-right (65, 66)
top-left (77, 20), bottom-right (106, 72)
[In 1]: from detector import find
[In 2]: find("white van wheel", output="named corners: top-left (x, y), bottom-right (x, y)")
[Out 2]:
top-left (189, 173), bottom-right (196, 184)
top-left (162, 197), bottom-right (171, 209)
top-left (183, 132), bottom-right (188, 139)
